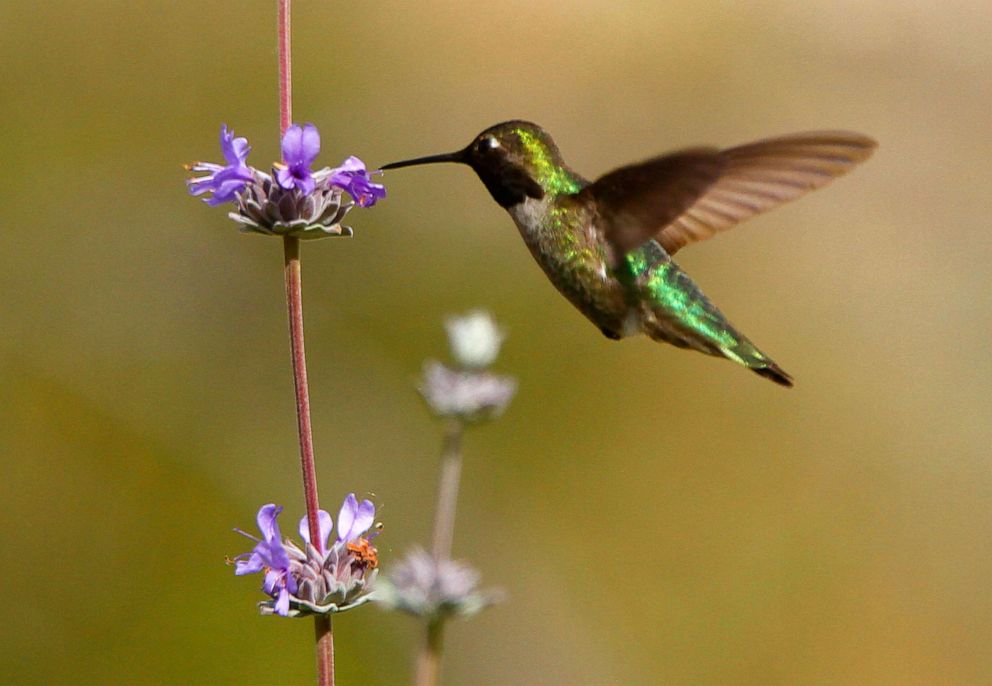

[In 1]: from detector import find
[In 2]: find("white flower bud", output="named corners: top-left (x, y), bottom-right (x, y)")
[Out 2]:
top-left (444, 310), bottom-right (505, 369)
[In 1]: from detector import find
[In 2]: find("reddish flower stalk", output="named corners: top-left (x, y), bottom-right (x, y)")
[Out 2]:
top-left (277, 1), bottom-right (333, 684)
top-left (278, 0), bottom-right (292, 134)
top-left (283, 237), bottom-right (322, 550)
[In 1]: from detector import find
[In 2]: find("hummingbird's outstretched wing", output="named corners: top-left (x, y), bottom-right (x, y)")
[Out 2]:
top-left (587, 132), bottom-right (876, 258)
top-left (654, 132), bottom-right (877, 254)
top-left (581, 149), bottom-right (723, 258)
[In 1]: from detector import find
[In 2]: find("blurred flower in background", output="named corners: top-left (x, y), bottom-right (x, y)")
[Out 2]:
top-left (378, 548), bottom-right (503, 622)
top-left (385, 309), bottom-right (514, 685)
top-left (418, 361), bottom-right (517, 422)
top-left (445, 310), bottom-right (506, 369)
top-left (419, 310), bottom-right (517, 424)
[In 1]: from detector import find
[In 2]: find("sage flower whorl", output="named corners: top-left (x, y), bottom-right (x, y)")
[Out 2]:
top-left (187, 123), bottom-right (385, 239)
top-left (233, 495), bottom-right (380, 617)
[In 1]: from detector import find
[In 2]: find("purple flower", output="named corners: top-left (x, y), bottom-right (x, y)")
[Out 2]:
top-left (188, 122), bottom-right (385, 239)
top-left (234, 504), bottom-right (298, 616)
top-left (275, 123), bottom-right (320, 195)
top-left (298, 509), bottom-right (334, 554)
top-left (337, 493), bottom-right (375, 543)
top-left (187, 125), bottom-right (254, 206)
top-left (328, 156), bottom-right (387, 207)
top-left (232, 496), bottom-right (380, 617)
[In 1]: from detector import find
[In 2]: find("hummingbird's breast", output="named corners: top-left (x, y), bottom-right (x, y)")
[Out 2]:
top-left (507, 194), bottom-right (632, 337)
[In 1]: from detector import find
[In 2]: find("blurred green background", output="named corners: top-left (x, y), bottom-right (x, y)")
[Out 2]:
top-left (1, 1), bottom-right (990, 684)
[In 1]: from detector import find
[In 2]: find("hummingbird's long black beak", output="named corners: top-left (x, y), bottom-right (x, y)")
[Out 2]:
top-left (380, 148), bottom-right (468, 170)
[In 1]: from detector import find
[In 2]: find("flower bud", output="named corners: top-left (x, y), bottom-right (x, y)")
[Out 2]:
top-left (445, 310), bottom-right (505, 369)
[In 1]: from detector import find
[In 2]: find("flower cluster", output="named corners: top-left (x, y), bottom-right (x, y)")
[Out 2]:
top-left (233, 494), bottom-right (380, 617)
top-left (379, 548), bottom-right (503, 622)
top-left (187, 123), bottom-right (386, 239)
top-left (419, 310), bottom-right (517, 423)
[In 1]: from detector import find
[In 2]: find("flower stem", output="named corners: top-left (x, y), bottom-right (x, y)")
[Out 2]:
top-left (285, 223), bottom-right (334, 686)
top-left (283, 236), bottom-right (323, 547)
top-left (278, 0), bottom-right (292, 133)
top-left (315, 615), bottom-right (335, 686)
top-left (414, 419), bottom-right (464, 686)
top-left (430, 419), bottom-right (465, 561)
top-left (414, 620), bottom-right (445, 686)
top-left (277, 2), bottom-right (333, 685)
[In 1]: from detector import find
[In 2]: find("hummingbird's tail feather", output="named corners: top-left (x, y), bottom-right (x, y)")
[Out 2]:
top-left (628, 241), bottom-right (794, 387)
top-left (750, 361), bottom-right (794, 387)
top-left (718, 337), bottom-right (794, 387)
top-left (644, 316), bottom-right (795, 387)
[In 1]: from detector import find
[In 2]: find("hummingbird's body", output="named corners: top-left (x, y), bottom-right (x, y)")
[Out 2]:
top-left (383, 121), bottom-right (876, 386)
top-left (505, 164), bottom-right (786, 383)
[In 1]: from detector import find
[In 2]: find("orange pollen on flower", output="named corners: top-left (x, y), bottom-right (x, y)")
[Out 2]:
top-left (346, 538), bottom-right (379, 569)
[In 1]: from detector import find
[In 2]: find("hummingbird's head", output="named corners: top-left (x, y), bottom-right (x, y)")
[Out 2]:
top-left (381, 121), bottom-right (582, 208)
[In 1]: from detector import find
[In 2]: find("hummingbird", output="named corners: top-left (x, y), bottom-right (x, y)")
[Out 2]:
top-left (381, 121), bottom-right (876, 386)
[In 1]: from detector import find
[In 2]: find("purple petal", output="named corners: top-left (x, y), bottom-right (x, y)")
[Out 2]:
top-left (219, 124), bottom-right (233, 151)
top-left (263, 569), bottom-right (281, 595)
top-left (352, 499), bottom-right (375, 537)
top-left (275, 165), bottom-right (315, 195)
top-left (337, 493), bottom-right (358, 541)
top-left (335, 155), bottom-right (365, 173)
top-left (327, 157), bottom-right (365, 186)
top-left (212, 165), bottom-right (253, 185)
top-left (327, 156), bottom-right (386, 207)
top-left (300, 124), bottom-right (320, 165)
top-left (337, 494), bottom-right (375, 541)
top-left (188, 130), bottom-right (253, 204)
top-left (275, 587), bottom-right (290, 616)
top-left (219, 125), bottom-right (251, 166)
top-left (256, 504), bottom-right (283, 543)
top-left (206, 179), bottom-right (246, 205)
top-left (267, 541), bottom-right (292, 571)
top-left (231, 138), bottom-right (250, 163)
top-left (299, 510), bottom-right (333, 551)
top-left (187, 177), bottom-right (215, 197)
top-left (188, 167), bottom-right (228, 197)
top-left (296, 174), bottom-right (315, 196)
top-left (275, 166), bottom-right (294, 190)
top-left (355, 182), bottom-right (386, 208)
top-left (281, 125), bottom-right (302, 165)
top-left (234, 553), bottom-right (264, 576)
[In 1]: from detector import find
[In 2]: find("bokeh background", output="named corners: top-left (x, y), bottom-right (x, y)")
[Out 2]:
top-left (1, 1), bottom-right (990, 684)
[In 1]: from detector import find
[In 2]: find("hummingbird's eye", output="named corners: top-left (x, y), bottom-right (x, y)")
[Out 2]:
top-left (477, 136), bottom-right (499, 153)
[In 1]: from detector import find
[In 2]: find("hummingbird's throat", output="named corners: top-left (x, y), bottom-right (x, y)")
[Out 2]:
top-left (475, 161), bottom-right (545, 208)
